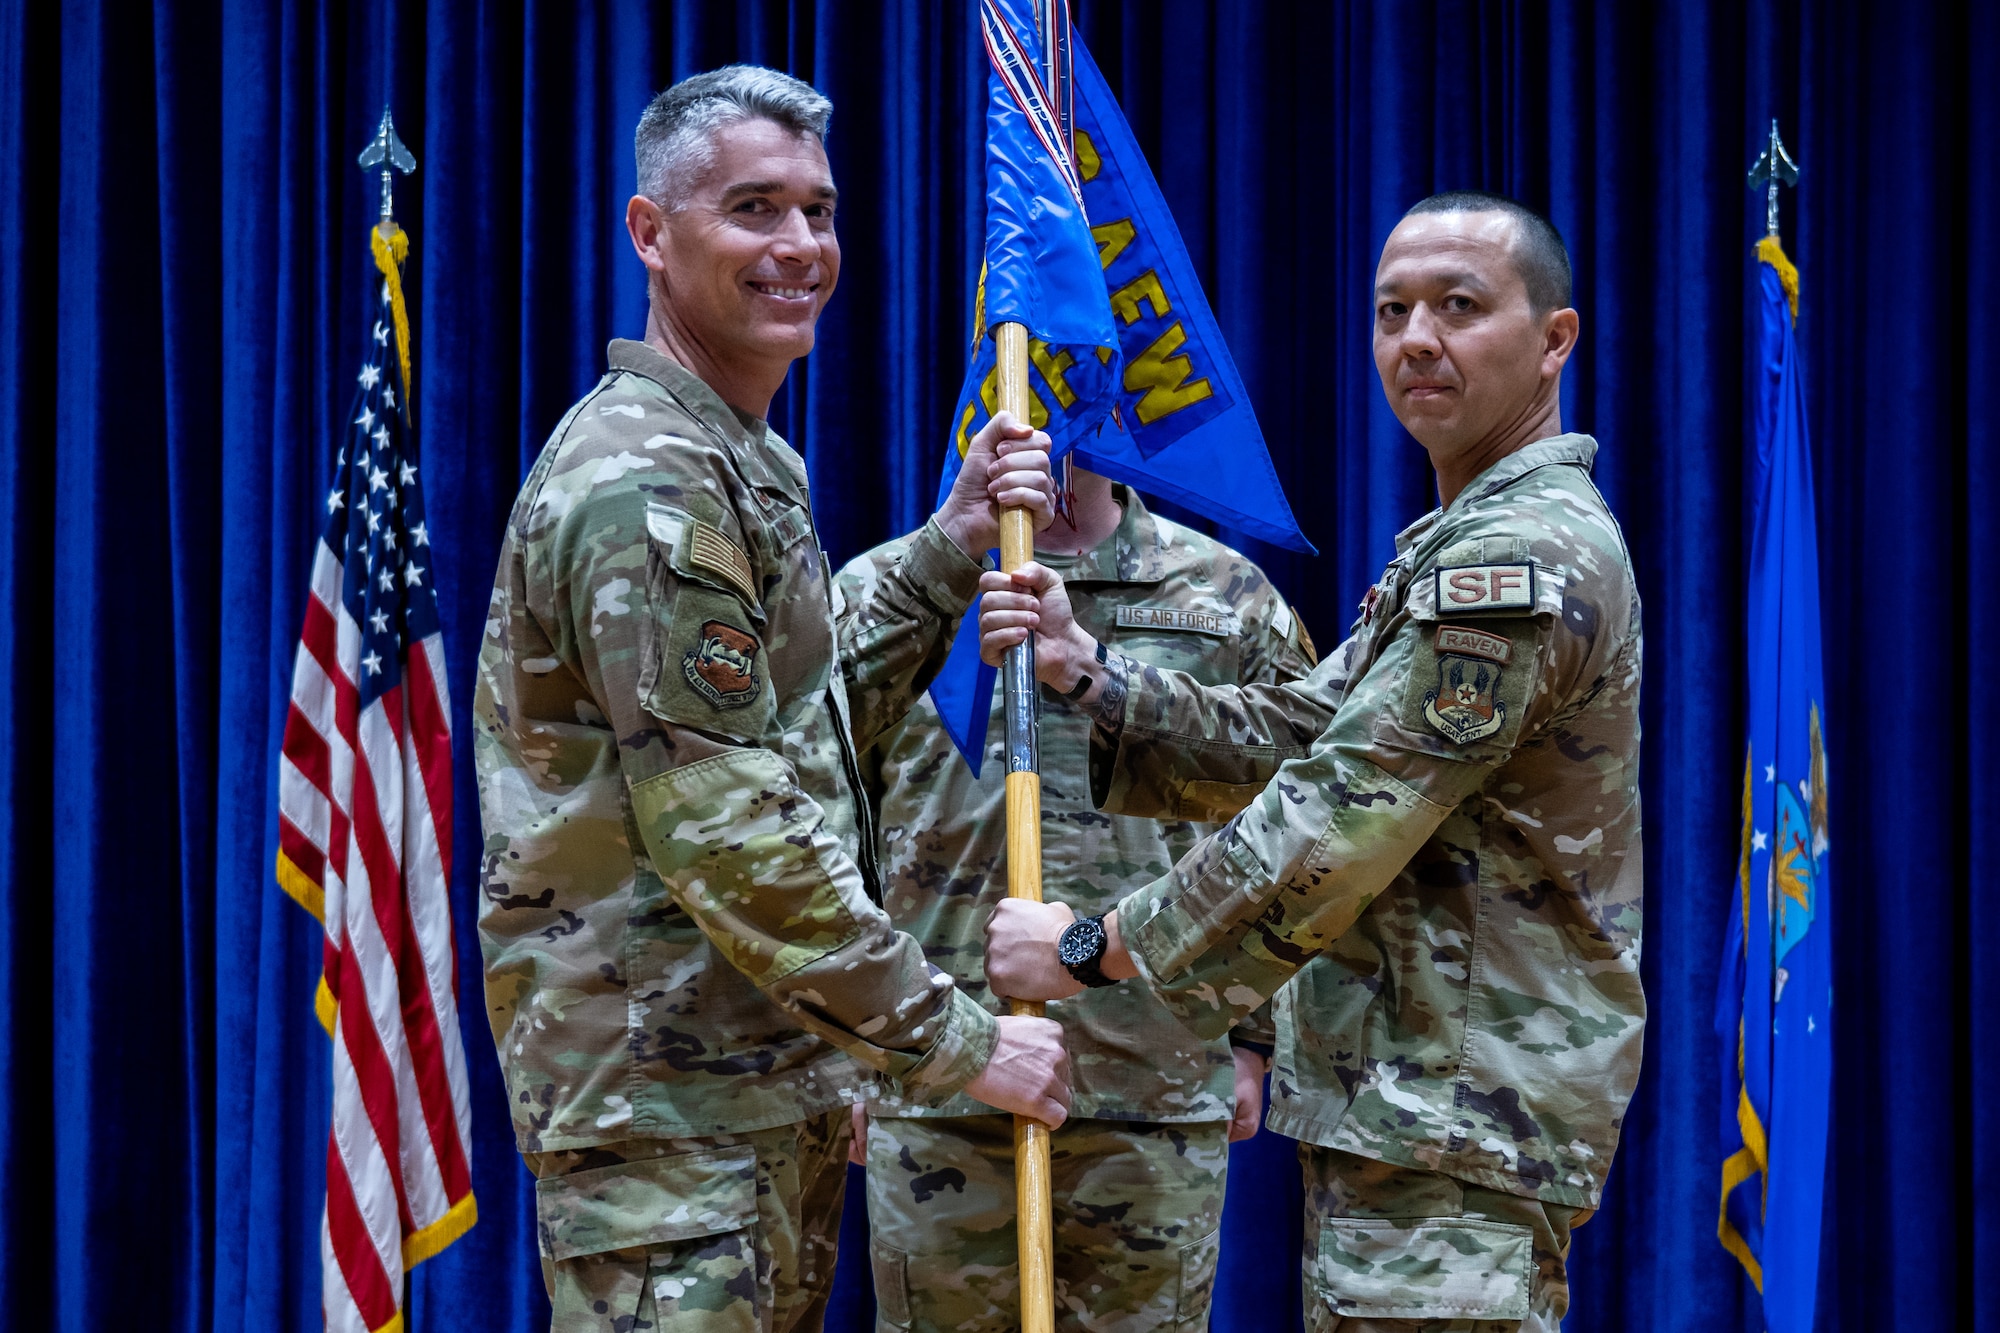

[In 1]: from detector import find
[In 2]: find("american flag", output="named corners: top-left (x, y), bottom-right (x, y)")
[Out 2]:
top-left (276, 227), bottom-right (477, 1333)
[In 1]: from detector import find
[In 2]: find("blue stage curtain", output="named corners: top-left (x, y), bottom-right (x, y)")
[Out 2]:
top-left (0, 3), bottom-right (1993, 1331)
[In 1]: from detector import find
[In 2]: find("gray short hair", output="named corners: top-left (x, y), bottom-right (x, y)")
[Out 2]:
top-left (635, 65), bottom-right (833, 209)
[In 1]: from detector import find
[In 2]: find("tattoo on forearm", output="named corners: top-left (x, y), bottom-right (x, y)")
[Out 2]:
top-left (1091, 653), bottom-right (1129, 734)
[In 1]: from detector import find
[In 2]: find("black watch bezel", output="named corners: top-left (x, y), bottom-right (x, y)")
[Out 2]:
top-left (1056, 913), bottom-right (1117, 988)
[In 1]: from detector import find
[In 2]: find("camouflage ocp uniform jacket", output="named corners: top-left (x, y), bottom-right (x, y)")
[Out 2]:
top-left (1093, 435), bottom-right (1644, 1209)
top-left (838, 490), bottom-right (1316, 1124)
top-left (474, 340), bottom-right (997, 1154)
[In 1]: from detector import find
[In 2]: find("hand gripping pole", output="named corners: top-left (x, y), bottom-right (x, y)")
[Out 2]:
top-left (994, 322), bottom-right (1055, 1333)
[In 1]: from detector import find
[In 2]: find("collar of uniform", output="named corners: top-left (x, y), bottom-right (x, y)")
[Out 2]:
top-left (1393, 432), bottom-right (1599, 557)
top-left (1449, 432), bottom-right (1598, 513)
top-left (604, 339), bottom-right (808, 502)
top-left (1038, 486), bottom-right (1168, 586)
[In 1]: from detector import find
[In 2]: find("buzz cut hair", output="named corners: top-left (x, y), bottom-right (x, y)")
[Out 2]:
top-left (635, 65), bottom-right (833, 209)
top-left (1404, 190), bottom-right (1573, 314)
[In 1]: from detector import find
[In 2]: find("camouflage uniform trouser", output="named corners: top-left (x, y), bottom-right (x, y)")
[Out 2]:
top-left (863, 1112), bottom-right (1229, 1333)
top-left (1299, 1147), bottom-right (1588, 1333)
top-left (526, 1108), bottom-right (851, 1333)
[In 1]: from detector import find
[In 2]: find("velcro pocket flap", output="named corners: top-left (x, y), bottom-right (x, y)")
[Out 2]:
top-left (647, 502), bottom-right (763, 616)
top-left (1314, 1216), bottom-right (1533, 1320)
top-left (535, 1146), bottom-right (757, 1262)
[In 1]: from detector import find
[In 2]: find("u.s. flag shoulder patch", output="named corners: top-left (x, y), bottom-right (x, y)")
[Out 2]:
top-left (1434, 562), bottom-right (1535, 613)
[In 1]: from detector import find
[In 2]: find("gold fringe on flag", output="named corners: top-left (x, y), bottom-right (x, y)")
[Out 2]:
top-left (1757, 234), bottom-right (1800, 324)
top-left (371, 223), bottom-right (414, 411)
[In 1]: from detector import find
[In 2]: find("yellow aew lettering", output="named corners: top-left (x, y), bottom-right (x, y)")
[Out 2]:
top-left (1030, 339), bottom-right (1078, 409)
top-left (1125, 322), bottom-right (1213, 425)
top-left (1110, 270), bottom-right (1170, 325)
top-left (1093, 218), bottom-right (1136, 270)
top-left (1076, 128), bottom-right (1102, 183)
top-left (957, 361), bottom-right (1052, 456)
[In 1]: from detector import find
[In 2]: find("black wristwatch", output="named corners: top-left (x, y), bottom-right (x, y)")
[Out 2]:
top-left (1056, 913), bottom-right (1118, 989)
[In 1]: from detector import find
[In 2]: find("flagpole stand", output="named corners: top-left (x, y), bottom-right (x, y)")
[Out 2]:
top-left (994, 320), bottom-right (1057, 1333)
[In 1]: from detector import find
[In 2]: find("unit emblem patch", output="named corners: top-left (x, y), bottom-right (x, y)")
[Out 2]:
top-left (683, 620), bottom-right (762, 708)
top-left (1423, 649), bottom-right (1507, 744)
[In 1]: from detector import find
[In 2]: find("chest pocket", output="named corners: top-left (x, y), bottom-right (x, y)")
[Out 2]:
top-left (1390, 561), bottom-right (1564, 758)
top-left (640, 503), bottom-right (778, 740)
top-left (767, 501), bottom-right (812, 553)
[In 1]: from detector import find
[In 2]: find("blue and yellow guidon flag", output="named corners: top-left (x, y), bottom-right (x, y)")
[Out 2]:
top-left (1714, 235), bottom-right (1833, 1332)
top-left (932, 0), bottom-right (1312, 769)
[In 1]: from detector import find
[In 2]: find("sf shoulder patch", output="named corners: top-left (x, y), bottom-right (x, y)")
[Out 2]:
top-left (1435, 562), bottom-right (1535, 613)
top-left (1422, 623), bottom-right (1511, 744)
top-left (683, 619), bottom-right (762, 708)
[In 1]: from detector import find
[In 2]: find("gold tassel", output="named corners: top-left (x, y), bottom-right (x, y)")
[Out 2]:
top-left (371, 223), bottom-right (414, 411)
top-left (1757, 234), bottom-right (1800, 324)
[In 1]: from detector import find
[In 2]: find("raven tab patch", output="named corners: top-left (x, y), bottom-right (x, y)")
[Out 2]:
top-left (1434, 624), bottom-right (1514, 665)
top-left (1435, 563), bottom-right (1535, 613)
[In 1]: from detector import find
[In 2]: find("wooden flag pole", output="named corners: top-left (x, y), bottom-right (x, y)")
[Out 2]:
top-left (994, 320), bottom-right (1056, 1333)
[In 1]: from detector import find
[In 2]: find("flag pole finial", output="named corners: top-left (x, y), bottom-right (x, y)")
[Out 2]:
top-left (358, 106), bottom-right (417, 237)
top-left (1746, 118), bottom-right (1799, 240)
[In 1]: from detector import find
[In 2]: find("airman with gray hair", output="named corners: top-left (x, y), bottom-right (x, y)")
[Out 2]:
top-left (476, 64), bottom-right (1071, 1333)
top-left (635, 64), bottom-right (833, 210)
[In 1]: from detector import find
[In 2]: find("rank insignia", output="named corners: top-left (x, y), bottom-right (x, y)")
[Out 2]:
top-left (1422, 625), bottom-right (1511, 743)
top-left (683, 620), bottom-right (761, 708)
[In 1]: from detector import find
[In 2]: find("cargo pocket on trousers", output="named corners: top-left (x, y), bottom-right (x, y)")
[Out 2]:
top-left (537, 1146), bottom-right (760, 1331)
top-left (1311, 1216), bottom-right (1534, 1321)
top-left (870, 1240), bottom-right (912, 1329)
top-left (1175, 1226), bottom-right (1222, 1326)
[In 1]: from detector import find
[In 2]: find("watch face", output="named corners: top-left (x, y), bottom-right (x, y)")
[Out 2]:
top-left (1057, 917), bottom-right (1106, 968)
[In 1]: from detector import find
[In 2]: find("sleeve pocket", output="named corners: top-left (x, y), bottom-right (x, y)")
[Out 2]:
top-left (535, 1146), bottom-right (758, 1262)
top-left (1390, 605), bottom-right (1547, 762)
top-left (1311, 1216), bottom-right (1534, 1320)
top-left (641, 511), bottom-right (777, 738)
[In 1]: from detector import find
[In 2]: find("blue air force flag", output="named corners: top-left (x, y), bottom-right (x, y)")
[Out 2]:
top-left (931, 0), bottom-right (1313, 769)
top-left (1714, 237), bottom-right (1833, 1333)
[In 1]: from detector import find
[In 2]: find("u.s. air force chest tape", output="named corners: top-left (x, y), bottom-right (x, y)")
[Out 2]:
top-left (641, 502), bottom-right (775, 731)
top-left (1114, 605), bottom-right (1242, 637)
top-left (1396, 552), bottom-right (1564, 751)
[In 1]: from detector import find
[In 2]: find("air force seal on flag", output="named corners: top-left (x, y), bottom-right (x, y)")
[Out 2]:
top-left (1423, 624), bottom-right (1513, 744)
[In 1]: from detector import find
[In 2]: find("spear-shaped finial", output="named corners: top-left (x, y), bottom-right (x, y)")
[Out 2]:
top-left (357, 106), bottom-right (417, 236)
top-left (1746, 118), bottom-right (1799, 240)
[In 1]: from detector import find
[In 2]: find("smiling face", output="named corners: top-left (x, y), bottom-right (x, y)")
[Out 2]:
top-left (648, 115), bottom-right (840, 378)
top-left (1372, 211), bottom-right (1576, 481)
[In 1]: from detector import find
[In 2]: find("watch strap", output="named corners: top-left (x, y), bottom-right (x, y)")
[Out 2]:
top-left (1059, 914), bottom-right (1117, 989)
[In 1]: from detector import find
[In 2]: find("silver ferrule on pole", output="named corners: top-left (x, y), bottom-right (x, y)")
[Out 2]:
top-left (1004, 636), bottom-right (1039, 774)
